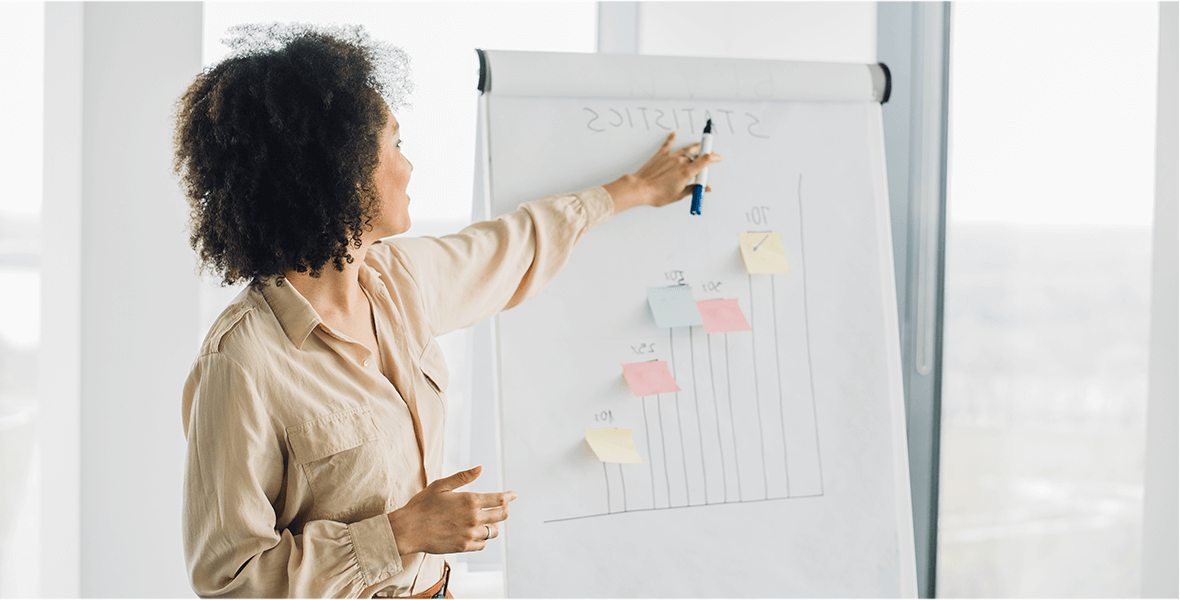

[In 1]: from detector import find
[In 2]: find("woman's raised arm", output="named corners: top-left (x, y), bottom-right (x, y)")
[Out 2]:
top-left (378, 133), bottom-right (721, 337)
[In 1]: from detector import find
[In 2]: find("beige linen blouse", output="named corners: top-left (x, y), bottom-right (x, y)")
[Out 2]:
top-left (181, 188), bottom-right (614, 598)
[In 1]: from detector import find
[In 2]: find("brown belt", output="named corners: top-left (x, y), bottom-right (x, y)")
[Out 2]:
top-left (406, 562), bottom-right (452, 599)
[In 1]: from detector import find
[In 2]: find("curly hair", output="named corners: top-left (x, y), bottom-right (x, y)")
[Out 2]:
top-left (173, 23), bottom-right (413, 285)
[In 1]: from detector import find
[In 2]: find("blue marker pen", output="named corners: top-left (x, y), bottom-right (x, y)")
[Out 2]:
top-left (690, 119), bottom-right (714, 215)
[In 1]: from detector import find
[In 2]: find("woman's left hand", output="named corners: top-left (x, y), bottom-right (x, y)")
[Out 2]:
top-left (602, 131), bottom-right (723, 214)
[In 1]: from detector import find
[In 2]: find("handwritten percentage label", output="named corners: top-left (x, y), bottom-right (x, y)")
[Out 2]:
top-left (745, 206), bottom-right (771, 225)
top-left (630, 342), bottom-right (656, 356)
top-left (594, 410), bottom-right (616, 424)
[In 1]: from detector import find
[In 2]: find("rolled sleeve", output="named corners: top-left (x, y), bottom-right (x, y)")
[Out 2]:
top-left (379, 186), bottom-right (615, 336)
top-left (573, 185), bottom-right (615, 229)
top-left (347, 513), bottom-right (404, 586)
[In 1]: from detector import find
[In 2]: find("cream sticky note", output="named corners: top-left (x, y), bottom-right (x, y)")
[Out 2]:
top-left (585, 428), bottom-right (642, 463)
top-left (621, 360), bottom-right (681, 397)
top-left (696, 299), bottom-right (752, 333)
top-left (647, 285), bottom-right (704, 328)
top-left (739, 232), bottom-right (791, 274)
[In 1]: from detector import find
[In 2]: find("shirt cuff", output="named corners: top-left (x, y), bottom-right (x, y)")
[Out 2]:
top-left (575, 186), bottom-right (615, 230)
top-left (347, 513), bottom-right (404, 587)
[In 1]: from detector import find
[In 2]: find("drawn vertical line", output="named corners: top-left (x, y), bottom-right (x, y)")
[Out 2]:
top-left (656, 394), bottom-right (672, 506)
top-left (725, 333), bottom-right (743, 501)
top-left (750, 275), bottom-right (769, 499)
top-left (797, 172), bottom-right (824, 494)
top-left (773, 274), bottom-right (790, 497)
top-left (603, 462), bottom-right (611, 514)
top-left (671, 328), bottom-right (690, 506)
top-left (642, 396), bottom-right (657, 508)
top-left (618, 463), bottom-right (628, 511)
top-left (690, 326), bottom-right (709, 505)
top-left (707, 334), bottom-right (728, 502)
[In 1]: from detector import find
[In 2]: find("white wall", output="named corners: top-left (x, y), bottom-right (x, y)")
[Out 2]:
top-left (638, 1), bottom-right (876, 64)
top-left (75, 3), bottom-right (202, 597)
top-left (40, 3), bottom-right (82, 597)
top-left (1141, 2), bottom-right (1179, 597)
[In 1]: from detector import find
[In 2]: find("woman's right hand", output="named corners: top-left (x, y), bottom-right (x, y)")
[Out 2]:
top-left (603, 131), bottom-right (723, 214)
top-left (386, 465), bottom-right (516, 555)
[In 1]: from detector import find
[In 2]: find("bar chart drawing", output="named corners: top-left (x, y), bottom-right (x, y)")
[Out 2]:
top-left (547, 265), bottom-right (825, 524)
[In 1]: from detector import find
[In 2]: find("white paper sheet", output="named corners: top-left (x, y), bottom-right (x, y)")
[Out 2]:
top-left (477, 52), bottom-right (916, 598)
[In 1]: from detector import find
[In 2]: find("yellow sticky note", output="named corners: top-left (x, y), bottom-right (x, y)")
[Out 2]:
top-left (584, 428), bottom-right (642, 464)
top-left (739, 232), bottom-right (791, 274)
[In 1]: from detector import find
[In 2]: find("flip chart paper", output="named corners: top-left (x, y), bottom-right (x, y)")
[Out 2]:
top-left (485, 52), bottom-right (916, 599)
top-left (621, 360), bottom-right (681, 396)
top-left (646, 285), bottom-right (704, 328)
top-left (584, 428), bottom-right (643, 463)
top-left (739, 232), bottom-right (791, 274)
top-left (696, 299), bottom-right (752, 333)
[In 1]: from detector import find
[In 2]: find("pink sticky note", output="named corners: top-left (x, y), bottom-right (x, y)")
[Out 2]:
top-left (621, 361), bottom-right (681, 397)
top-left (696, 299), bottom-right (752, 334)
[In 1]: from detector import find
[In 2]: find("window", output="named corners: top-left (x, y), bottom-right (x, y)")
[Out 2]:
top-left (0, 2), bottom-right (44, 597)
top-left (938, 4), bottom-right (1159, 596)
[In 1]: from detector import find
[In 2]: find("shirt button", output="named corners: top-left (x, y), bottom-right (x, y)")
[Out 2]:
top-left (363, 359), bottom-right (371, 367)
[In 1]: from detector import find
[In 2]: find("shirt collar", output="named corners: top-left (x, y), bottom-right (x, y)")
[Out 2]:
top-left (361, 240), bottom-right (389, 291)
top-left (357, 262), bottom-right (385, 294)
top-left (258, 277), bottom-right (321, 350)
top-left (257, 260), bottom-right (388, 350)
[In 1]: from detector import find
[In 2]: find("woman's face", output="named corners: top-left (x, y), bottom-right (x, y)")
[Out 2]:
top-left (371, 112), bottom-right (413, 237)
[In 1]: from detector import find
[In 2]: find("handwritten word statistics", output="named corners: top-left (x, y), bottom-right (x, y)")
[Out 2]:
top-left (582, 105), bottom-right (770, 139)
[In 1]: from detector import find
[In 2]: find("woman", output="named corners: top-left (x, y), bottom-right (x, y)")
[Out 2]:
top-left (175, 24), bottom-right (720, 598)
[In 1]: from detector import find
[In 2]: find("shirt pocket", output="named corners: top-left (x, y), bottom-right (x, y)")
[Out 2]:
top-left (419, 338), bottom-right (450, 394)
top-left (286, 407), bottom-right (395, 520)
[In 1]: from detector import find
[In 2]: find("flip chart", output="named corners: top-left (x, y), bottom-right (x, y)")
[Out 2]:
top-left (474, 49), bottom-right (916, 598)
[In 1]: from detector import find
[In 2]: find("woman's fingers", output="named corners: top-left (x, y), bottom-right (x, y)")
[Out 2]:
top-left (659, 131), bottom-right (677, 151)
top-left (430, 465), bottom-right (482, 492)
top-left (477, 503), bottom-right (510, 524)
top-left (646, 150), bottom-right (721, 207)
top-left (464, 524), bottom-right (499, 552)
top-left (472, 523), bottom-right (498, 541)
top-left (677, 152), bottom-right (722, 184)
top-left (472, 491), bottom-right (516, 508)
top-left (688, 152), bottom-right (723, 173)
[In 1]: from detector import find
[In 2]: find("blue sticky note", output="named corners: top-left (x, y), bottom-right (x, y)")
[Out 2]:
top-left (647, 285), bottom-right (704, 328)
